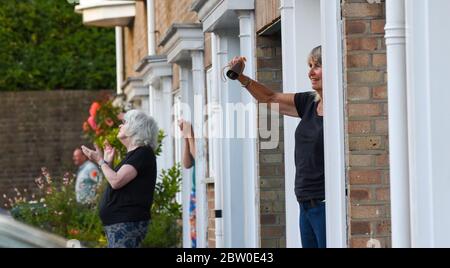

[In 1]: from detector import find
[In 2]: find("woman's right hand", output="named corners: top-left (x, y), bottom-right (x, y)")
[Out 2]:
top-left (229, 56), bottom-right (247, 75)
top-left (103, 140), bottom-right (115, 164)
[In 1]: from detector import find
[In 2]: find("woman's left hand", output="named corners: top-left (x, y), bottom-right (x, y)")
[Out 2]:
top-left (81, 144), bottom-right (104, 164)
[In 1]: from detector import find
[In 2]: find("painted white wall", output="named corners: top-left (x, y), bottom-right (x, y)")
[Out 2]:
top-left (281, 0), bottom-right (321, 248)
top-left (405, 0), bottom-right (450, 248)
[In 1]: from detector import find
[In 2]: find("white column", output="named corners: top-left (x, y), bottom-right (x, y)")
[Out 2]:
top-left (280, 0), bottom-right (300, 249)
top-left (320, 0), bottom-right (347, 248)
top-left (216, 31), bottom-right (245, 247)
top-left (161, 76), bottom-right (174, 170)
top-left (191, 50), bottom-right (208, 248)
top-left (180, 65), bottom-right (194, 248)
top-left (115, 27), bottom-right (124, 95)
top-left (211, 33), bottom-right (224, 248)
top-left (146, 0), bottom-right (156, 55)
top-left (237, 10), bottom-right (259, 248)
top-left (141, 97), bottom-right (149, 116)
top-left (148, 84), bottom-right (155, 117)
top-left (385, 0), bottom-right (411, 248)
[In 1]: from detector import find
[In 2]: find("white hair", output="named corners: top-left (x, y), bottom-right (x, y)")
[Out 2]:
top-left (123, 110), bottom-right (159, 150)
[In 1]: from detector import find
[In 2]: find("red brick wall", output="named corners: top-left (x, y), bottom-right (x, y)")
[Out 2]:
top-left (154, 0), bottom-right (199, 55)
top-left (206, 183), bottom-right (216, 248)
top-left (342, 0), bottom-right (390, 248)
top-left (0, 90), bottom-right (112, 207)
top-left (124, 1), bottom-right (148, 79)
top-left (154, 0), bottom-right (199, 92)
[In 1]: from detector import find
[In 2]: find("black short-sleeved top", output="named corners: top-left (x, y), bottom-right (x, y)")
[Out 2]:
top-left (294, 92), bottom-right (325, 202)
top-left (99, 146), bottom-right (157, 226)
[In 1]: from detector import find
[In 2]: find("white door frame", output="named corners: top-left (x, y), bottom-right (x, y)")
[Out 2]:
top-left (281, 0), bottom-right (347, 247)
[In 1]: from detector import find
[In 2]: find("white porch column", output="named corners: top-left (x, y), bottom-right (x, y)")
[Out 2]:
top-left (180, 65), bottom-right (194, 248)
top-left (216, 31), bottom-right (245, 247)
top-left (160, 76), bottom-right (174, 169)
top-left (191, 50), bottom-right (208, 248)
top-left (320, 0), bottom-right (347, 248)
top-left (148, 84), bottom-right (155, 117)
top-left (280, 0), bottom-right (300, 249)
top-left (385, 0), bottom-right (411, 248)
top-left (237, 10), bottom-right (259, 248)
top-left (210, 33), bottom-right (224, 248)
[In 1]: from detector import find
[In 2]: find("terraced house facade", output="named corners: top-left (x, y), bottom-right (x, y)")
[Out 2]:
top-left (75, 0), bottom-right (450, 248)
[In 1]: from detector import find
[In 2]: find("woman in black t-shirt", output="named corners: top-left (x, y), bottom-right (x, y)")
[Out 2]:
top-left (229, 46), bottom-right (326, 248)
top-left (82, 109), bottom-right (159, 248)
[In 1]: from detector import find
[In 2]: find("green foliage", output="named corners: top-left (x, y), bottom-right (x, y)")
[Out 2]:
top-left (0, 0), bottom-right (115, 91)
top-left (142, 213), bottom-right (182, 248)
top-left (142, 164), bottom-right (182, 248)
top-left (154, 130), bottom-right (166, 157)
top-left (7, 169), bottom-right (107, 248)
top-left (152, 164), bottom-right (182, 217)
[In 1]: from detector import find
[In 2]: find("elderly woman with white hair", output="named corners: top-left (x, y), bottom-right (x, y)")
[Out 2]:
top-left (82, 109), bottom-right (159, 248)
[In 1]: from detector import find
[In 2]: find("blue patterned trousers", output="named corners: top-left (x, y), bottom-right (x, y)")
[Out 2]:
top-left (104, 220), bottom-right (149, 248)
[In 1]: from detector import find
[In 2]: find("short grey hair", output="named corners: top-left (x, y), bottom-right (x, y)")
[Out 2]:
top-left (123, 110), bottom-right (159, 150)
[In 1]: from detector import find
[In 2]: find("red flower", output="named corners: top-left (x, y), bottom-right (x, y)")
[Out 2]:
top-left (89, 102), bottom-right (101, 117)
top-left (68, 229), bottom-right (80, 236)
top-left (88, 116), bottom-right (97, 130)
top-left (105, 117), bottom-right (114, 127)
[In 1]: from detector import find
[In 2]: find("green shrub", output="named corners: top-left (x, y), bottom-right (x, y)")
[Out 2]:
top-left (142, 164), bottom-right (182, 248)
top-left (0, 0), bottom-right (115, 91)
top-left (7, 169), bottom-right (107, 248)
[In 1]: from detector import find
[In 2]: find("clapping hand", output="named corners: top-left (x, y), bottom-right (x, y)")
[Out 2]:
top-left (81, 144), bottom-right (103, 164)
top-left (103, 140), bottom-right (115, 164)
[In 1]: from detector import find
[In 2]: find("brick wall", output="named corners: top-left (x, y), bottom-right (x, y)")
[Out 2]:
top-left (154, 0), bottom-right (199, 92)
top-left (206, 183), bottom-right (215, 248)
top-left (154, 0), bottom-right (199, 55)
top-left (257, 33), bottom-right (286, 248)
top-left (124, 1), bottom-right (148, 79)
top-left (342, 0), bottom-right (390, 248)
top-left (0, 90), bottom-right (112, 207)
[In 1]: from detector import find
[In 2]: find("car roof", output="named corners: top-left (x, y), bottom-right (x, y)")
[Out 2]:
top-left (0, 214), bottom-right (69, 248)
